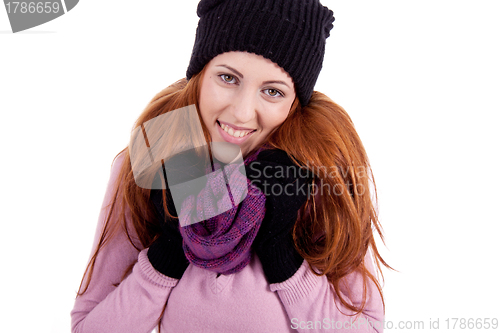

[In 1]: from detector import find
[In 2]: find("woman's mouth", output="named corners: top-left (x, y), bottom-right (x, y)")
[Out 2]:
top-left (216, 120), bottom-right (256, 143)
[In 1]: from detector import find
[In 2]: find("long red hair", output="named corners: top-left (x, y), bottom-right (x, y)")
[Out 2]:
top-left (77, 66), bottom-right (391, 318)
top-left (267, 91), bottom-right (390, 313)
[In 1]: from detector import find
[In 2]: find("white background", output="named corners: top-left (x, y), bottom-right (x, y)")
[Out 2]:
top-left (1, 1), bottom-right (499, 332)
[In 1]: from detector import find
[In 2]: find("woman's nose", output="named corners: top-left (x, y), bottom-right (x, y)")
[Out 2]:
top-left (231, 88), bottom-right (257, 124)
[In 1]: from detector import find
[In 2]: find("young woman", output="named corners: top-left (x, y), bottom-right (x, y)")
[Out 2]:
top-left (71, 0), bottom-right (390, 332)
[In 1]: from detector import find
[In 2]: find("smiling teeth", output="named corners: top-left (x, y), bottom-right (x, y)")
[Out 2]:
top-left (220, 122), bottom-right (252, 138)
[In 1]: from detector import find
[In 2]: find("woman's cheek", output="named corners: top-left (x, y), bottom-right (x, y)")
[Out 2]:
top-left (266, 106), bottom-right (289, 129)
top-left (207, 81), bottom-right (228, 106)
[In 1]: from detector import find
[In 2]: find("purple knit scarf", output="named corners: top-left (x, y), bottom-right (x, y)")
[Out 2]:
top-left (178, 148), bottom-right (266, 274)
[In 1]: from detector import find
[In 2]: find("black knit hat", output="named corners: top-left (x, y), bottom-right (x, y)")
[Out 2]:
top-left (186, 0), bottom-right (335, 106)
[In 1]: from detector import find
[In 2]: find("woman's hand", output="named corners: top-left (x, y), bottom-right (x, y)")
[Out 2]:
top-left (245, 149), bottom-right (312, 284)
top-left (147, 147), bottom-right (212, 279)
top-left (147, 186), bottom-right (190, 280)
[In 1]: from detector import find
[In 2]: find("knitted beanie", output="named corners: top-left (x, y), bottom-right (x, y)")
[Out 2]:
top-left (186, 0), bottom-right (335, 106)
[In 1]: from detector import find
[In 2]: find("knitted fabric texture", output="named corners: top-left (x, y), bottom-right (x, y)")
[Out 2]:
top-left (179, 149), bottom-right (265, 274)
top-left (186, 0), bottom-right (335, 106)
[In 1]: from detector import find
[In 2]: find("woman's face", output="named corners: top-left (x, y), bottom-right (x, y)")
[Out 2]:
top-left (199, 51), bottom-right (296, 157)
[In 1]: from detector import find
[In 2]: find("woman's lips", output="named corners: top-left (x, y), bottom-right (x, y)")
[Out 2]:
top-left (218, 120), bottom-right (255, 131)
top-left (216, 120), bottom-right (256, 144)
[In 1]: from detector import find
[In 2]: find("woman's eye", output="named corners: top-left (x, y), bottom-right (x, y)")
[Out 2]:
top-left (220, 74), bottom-right (236, 84)
top-left (264, 88), bottom-right (283, 98)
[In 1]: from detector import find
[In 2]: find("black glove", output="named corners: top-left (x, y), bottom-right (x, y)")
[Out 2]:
top-left (147, 147), bottom-right (213, 279)
top-left (245, 149), bottom-right (312, 284)
top-left (147, 179), bottom-right (190, 280)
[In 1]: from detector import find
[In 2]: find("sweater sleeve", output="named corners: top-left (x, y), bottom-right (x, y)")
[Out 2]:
top-left (270, 250), bottom-right (384, 332)
top-left (71, 152), bottom-right (179, 333)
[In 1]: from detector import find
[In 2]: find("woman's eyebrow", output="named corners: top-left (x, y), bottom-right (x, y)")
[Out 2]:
top-left (216, 64), bottom-right (291, 89)
top-left (216, 65), bottom-right (244, 78)
top-left (262, 80), bottom-right (291, 89)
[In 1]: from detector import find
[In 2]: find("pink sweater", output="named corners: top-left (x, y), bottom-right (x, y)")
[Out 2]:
top-left (71, 152), bottom-right (385, 332)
